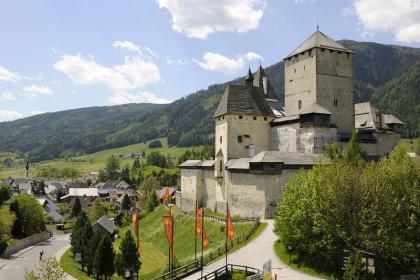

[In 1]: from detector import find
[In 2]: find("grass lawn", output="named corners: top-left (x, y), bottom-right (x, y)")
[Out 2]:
top-left (274, 240), bottom-right (336, 279)
top-left (61, 205), bottom-right (262, 280)
top-left (0, 137), bottom-right (198, 179)
top-left (401, 138), bottom-right (419, 153)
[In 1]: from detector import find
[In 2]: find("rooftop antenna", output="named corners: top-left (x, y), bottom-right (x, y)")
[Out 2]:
top-left (316, 17), bottom-right (319, 31)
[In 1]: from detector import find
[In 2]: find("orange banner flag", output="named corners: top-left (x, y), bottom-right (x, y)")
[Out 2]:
top-left (137, 238), bottom-right (141, 256)
top-left (162, 215), bottom-right (173, 246)
top-left (132, 212), bottom-right (139, 238)
top-left (202, 223), bottom-right (209, 249)
top-left (164, 187), bottom-right (169, 203)
top-left (227, 207), bottom-right (234, 240)
top-left (169, 204), bottom-right (173, 217)
top-left (195, 201), bottom-right (201, 236)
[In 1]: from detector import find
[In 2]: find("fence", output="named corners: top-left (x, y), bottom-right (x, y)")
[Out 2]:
top-left (198, 264), bottom-right (262, 280)
top-left (1, 231), bottom-right (50, 259)
top-left (182, 212), bottom-right (258, 224)
top-left (152, 260), bottom-right (202, 280)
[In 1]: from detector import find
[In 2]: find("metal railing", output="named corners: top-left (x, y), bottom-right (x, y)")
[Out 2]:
top-left (197, 264), bottom-right (262, 280)
top-left (152, 260), bottom-right (202, 280)
top-left (182, 212), bottom-right (258, 224)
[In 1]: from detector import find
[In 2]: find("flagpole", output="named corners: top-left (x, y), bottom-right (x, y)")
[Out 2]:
top-left (201, 208), bottom-right (204, 278)
top-left (171, 205), bottom-right (174, 280)
top-left (195, 201), bottom-right (197, 261)
top-left (225, 202), bottom-right (228, 273)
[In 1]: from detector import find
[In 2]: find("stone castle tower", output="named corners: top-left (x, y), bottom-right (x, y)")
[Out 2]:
top-left (284, 30), bottom-right (355, 135)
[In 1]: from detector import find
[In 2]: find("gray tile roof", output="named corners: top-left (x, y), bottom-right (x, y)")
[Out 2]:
top-left (156, 187), bottom-right (176, 199)
top-left (214, 84), bottom-right (275, 118)
top-left (250, 151), bottom-right (323, 165)
top-left (383, 114), bottom-right (403, 125)
top-left (299, 103), bottom-right (331, 115)
top-left (116, 180), bottom-right (130, 190)
top-left (253, 66), bottom-right (278, 101)
top-left (285, 30), bottom-right (353, 59)
top-left (179, 159), bottom-right (215, 168)
top-left (94, 215), bottom-right (116, 235)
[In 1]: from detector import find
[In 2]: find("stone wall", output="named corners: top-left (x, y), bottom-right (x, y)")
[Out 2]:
top-left (2, 232), bottom-right (50, 259)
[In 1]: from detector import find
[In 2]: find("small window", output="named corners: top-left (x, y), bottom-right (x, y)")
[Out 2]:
top-left (239, 115), bottom-right (243, 119)
top-left (338, 51), bottom-right (342, 54)
top-left (222, 115), bottom-right (224, 119)
top-left (303, 65), bottom-right (305, 71)
top-left (238, 136), bottom-right (242, 143)
top-left (294, 69), bottom-right (296, 73)
top-left (308, 50), bottom-right (312, 56)
top-left (321, 48), bottom-right (325, 52)
top-left (298, 100), bottom-right (302, 110)
top-left (294, 55), bottom-right (298, 58)
top-left (347, 53), bottom-right (350, 59)
top-left (337, 61), bottom-right (339, 66)
top-left (329, 50), bottom-right (333, 53)
top-left (253, 116), bottom-right (257, 120)
top-left (264, 117), bottom-right (267, 121)
top-left (334, 98), bottom-right (338, 107)
top-left (219, 161), bottom-right (223, 172)
top-left (220, 136), bottom-right (222, 143)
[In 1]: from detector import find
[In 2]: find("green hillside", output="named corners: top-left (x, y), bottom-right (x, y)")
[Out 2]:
top-left (0, 40), bottom-right (419, 162)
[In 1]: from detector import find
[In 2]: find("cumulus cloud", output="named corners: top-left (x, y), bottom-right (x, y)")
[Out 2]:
top-left (354, 0), bottom-right (420, 43)
top-left (22, 85), bottom-right (53, 98)
top-left (54, 44), bottom-right (169, 105)
top-left (0, 65), bottom-right (21, 82)
top-left (193, 51), bottom-right (263, 74)
top-left (165, 56), bottom-right (187, 66)
top-left (109, 91), bottom-right (171, 105)
top-left (156, 0), bottom-right (266, 39)
top-left (0, 91), bottom-right (16, 101)
top-left (0, 110), bottom-right (23, 122)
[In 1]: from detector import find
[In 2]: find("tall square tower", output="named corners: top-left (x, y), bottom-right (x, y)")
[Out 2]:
top-left (284, 30), bottom-right (354, 134)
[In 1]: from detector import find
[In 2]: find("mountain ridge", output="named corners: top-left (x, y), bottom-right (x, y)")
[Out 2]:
top-left (1, 40), bottom-right (419, 162)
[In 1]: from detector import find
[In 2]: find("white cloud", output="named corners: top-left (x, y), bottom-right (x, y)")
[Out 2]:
top-left (22, 85), bottom-right (53, 98)
top-left (30, 110), bottom-right (46, 116)
top-left (0, 91), bottom-right (16, 101)
top-left (109, 91), bottom-right (171, 105)
top-left (113, 41), bottom-right (158, 59)
top-left (193, 51), bottom-right (263, 74)
top-left (156, 0), bottom-right (265, 39)
top-left (0, 110), bottom-right (23, 122)
top-left (294, 0), bottom-right (318, 3)
top-left (0, 65), bottom-right (21, 82)
top-left (165, 56), bottom-right (187, 66)
top-left (54, 54), bottom-right (161, 91)
top-left (354, 0), bottom-right (420, 43)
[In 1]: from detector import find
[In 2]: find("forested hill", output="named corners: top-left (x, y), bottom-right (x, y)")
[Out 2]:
top-left (0, 40), bottom-right (419, 162)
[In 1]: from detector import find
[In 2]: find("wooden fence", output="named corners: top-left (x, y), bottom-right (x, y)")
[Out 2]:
top-left (198, 264), bottom-right (262, 280)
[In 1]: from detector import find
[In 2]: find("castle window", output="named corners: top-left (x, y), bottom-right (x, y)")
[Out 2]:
top-left (334, 98), bottom-right (338, 107)
top-left (330, 50), bottom-right (333, 53)
top-left (220, 136), bottom-right (222, 143)
top-left (222, 116), bottom-right (224, 119)
top-left (239, 115), bottom-right (243, 119)
top-left (294, 69), bottom-right (296, 73)
top-left (294, 55), bottom-right (298, 58)
top-left (219, 161), bottom-right (223, 172)
top-left (264, 117), bottom-right (267, 121)
top-left (298, 100), bottom-right (302, 110)
top-left (304, 65), bottom-right (305, 71)
top-left (337, 61), bottom-right (339, 65)
top-left (338, 51), bottom-right (342, 54)
top-left (321, 48), bottom-right (325, 52)
top-left (347, 53), bottom-right (350, 59)
top-left (253, 116), bottom-right (257, 120)
top-left (238, 136), bottom-right (242, 143)
top-left (309, 50), bottom-right (312, 56)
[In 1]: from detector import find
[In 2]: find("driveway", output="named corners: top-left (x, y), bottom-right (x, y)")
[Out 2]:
top-left (185, 220), bottom-right (321, 280)
top-left (0, 233), bottom-right (75, 280)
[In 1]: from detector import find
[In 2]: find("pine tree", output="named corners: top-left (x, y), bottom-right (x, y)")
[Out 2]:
top-left (91, 198), bottom-right (107, 221)
top-left (343, 129), bottom-right (365, 163)
top-left (105, 155), bottom-right (120, 180)
top-left (121, 194), bottom-right (131, 211)
top-left (114, 231), bottom-right (141, 277)
top-left (71, 197), bottom-right (82, 217)
top-left (120, 165), bottom-right (131, 185)
top-left (84, 233), bottom-right (101, 276)
top-left (146, 190), bottom-right (159, 213)
top-left (132, 158), bottom-right (141, 173)
top-left (70, 211), bottom-right (92, 272)
top-left (93, 235), bottom-right (115, 279)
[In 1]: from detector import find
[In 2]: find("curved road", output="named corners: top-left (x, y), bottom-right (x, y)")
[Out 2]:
top-left (186, 220), bottom-right (321, 280)
top-left (0, 233), bottom-right (75, 280)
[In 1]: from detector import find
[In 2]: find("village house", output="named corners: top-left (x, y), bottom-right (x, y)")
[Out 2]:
top-left (179, 29), bottom-right (403, 219)
top-left (93, 215), bottom-right (117, 237)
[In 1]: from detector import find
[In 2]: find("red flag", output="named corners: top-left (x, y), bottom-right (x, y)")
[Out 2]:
top-left (132, 212), bottom-right (139, 237)
top-left (162, 215), bottom-right (173, 246)
top-left (195, 201), bottom-right (201, 236)
top-left (227, 207), bottom-right (234, 240)
top-left (169, 204), bottom-right (173, 217)
top-left (137, 238), bottom-right (141, 256)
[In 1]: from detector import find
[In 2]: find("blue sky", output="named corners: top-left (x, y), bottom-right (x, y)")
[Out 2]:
top-left (0, 0), bottom-right (419, 121)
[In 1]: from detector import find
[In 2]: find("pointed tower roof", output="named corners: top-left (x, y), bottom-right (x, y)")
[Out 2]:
top-left (253, 65), bottom-right (278, 101)
top-left (285, 30), bottom-right (353, 59)
top-left (246, 67), bottom-right (254, 81)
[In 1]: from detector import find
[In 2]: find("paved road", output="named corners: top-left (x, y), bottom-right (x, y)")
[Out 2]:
top-left (186, 220), bottom-right (321, 280)
top-left (0, 233), bottom-right (75, 280)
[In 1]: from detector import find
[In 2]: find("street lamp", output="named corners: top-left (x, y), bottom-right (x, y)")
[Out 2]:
top-left (125, 270), bottom-right (130, 280)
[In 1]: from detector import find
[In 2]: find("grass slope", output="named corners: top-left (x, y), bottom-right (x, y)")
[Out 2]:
top-left (61, 206), bottom-right (257, 280)
top-left (0, 138), bottom-right (195, 179)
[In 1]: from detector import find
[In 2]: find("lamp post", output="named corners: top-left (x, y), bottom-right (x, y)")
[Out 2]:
top-left (125, 270), bottom-right (130, 280)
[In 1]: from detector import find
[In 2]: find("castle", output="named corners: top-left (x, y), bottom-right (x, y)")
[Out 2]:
top-left (179, 30), bottom-right (403, 218)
